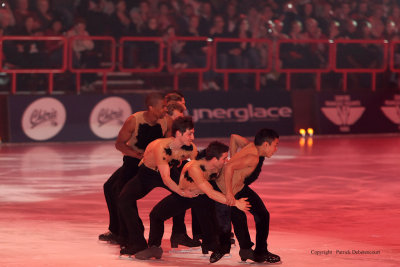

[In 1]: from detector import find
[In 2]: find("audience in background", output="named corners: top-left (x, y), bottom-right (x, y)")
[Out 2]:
top-left (1, 0), bottom-right (399, 91)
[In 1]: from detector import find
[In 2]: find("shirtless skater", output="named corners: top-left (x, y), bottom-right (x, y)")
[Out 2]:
top-left (99, 92), bottom-right (169, 243)
top-left (215, 128), bottom-right (281, 263)
top-left (134, 141), bottom-right (250, 263)
top-left (118, 116), bottom-right (198, 255)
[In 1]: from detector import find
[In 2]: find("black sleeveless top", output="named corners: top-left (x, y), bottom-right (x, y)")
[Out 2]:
top-left (243, 156), bottom-right (265, 186)
top-left (126, 111), bottom-right (168, 152)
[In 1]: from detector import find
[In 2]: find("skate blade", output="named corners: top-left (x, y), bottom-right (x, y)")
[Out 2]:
top-left (118, 255), bottom-right (133, 260)
top-left (238, 260), bottom-right (282, 265)
top-left (169, 247), bottom-right (201, 254)
top-left (119, 255), bottom-right (163, 262)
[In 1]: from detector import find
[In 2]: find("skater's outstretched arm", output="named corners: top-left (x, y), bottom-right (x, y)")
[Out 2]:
top-left (188, 167), bottom-right (250, 212)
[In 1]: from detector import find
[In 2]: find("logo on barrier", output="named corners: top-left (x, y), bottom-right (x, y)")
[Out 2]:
top-left (21, 97), bottom-right (66, 141)
top-left (321, 95), bottom-right (365, 132)
top-left (191, 104), bottom-right (292, 123)
top-left (381, 94), bottom-right (400, 130)
top-left (90, 97), bottom-right (132, 139)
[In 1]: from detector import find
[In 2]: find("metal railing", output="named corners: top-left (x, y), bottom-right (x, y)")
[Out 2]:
top-left (213, 37), bottom-right (272, 91)
top-left (1, 36), bottom-right (68, 94)
top-left (0, 36), bottom-right (397, 94)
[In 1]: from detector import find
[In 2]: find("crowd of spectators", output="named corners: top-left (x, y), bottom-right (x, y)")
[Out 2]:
top-left (1, 0), bottom-right (400, 91)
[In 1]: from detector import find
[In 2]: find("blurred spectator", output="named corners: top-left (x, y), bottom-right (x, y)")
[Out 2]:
top-left (109, 0), bottom-right (131, 40)
top-left (385, 20), bottom-right (399, 41)
top-left (14, 15), bottom-right (46, 68)
top-left (315, 2), bottom-right (334, 36)
top-left (347, 21), bottom-right (382, 89)
top-left (44, 19), bottom-right (65, 68)
top-left (51, 0), bottom-right (75, 29)
top-left (369, 3), bottom-right (385, 26)
top-left (204, 14), bottom-right (231, 90)
top-left (336, 19), bottom-right (358, 76)
top-left (77, 0), bottom-right (110, 36)
top-left (0, 0), bottom-right (15, 31)
top-left (0, 25), bottom-right (10, 88)
top-left (0, 25), bottom-right (18, 68)
top-left (280, 19), bottom-right (317, 89)
top-left (301, 18), bottom-right (327, 68)
top-left (198, 1), bottom-right (214, 36)
top-left (180, 15), bottom-right (208, 69)
top-left (246, 5), bottom-right (262, 37)
top-left (129, 8), bottom-right (145, 35)
top-left (328, 20), bottom-right (341, 40)
top-left (12, 15), bottom-right (48, 91)
top-left (259, 5), bottom-right (275, 27)
top-left (66, 18), bottom-right (94, 62)
top-left (146, 0), bottom-right (163, 15)
top-left (261, 19), bottom-right (288, 87)
top-left (280, 20), bottom-right (304, 67)
top-left (224, 2), bottom-right (239, 34)
top-left (387, 5), bottom-right (400, 32)
top-left (142, 15), bottom-right (161, 36)
top-left (323, 20), bottom-right (343, 90)
top-left (157, 1), bottom-right (176, 33)
top-left (138, 0), bottom-right (152, 26)
top-left (4, 0), bottom-right (400, 92)
top-left (12, 0), bottom-right (35, 29)
top-left (162, 25), bottom-right (186, 70)
top-left (33, 0), bottom-right (54, 31)
top-left (281, 1), bottom-right (300, 35)
top-left (140, 17), bottom-right (162, 68)
top-left (341, 19), bottom-right (358, 39)
top-left (228, 18), bottom-right (260, 88)
top-left (370, 18), bottom-right (385, 40)
top-left (350, 1), bottom-right (369, 22)
top-left (335, 2), bottom-right (351, 26)
top-left (66, 18), bottom-right (97, 90)
top-left (299, 2), bottom-right (316, 26)
top-left (176, 3), bottom-right (196, 34)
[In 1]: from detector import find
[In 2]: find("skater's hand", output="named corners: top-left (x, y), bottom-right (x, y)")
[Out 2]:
top-left (235, 198), bottom-right (251, 212)
top-left (225, 192), bottom-right (236, 206)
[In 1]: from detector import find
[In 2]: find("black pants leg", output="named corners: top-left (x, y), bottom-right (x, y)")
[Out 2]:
top-left (170, 164), bottom-right (187, 236)
top-left (234, 186), bottom-right (269, 256)
top-left (149, 194), bottom-right (220, 252)
top-left (103, 156), bottom-right (140, 235)
top-left (215, 202), bottom-right (233, 253)
top-left (118, 166), bottom-right (166, 252)
top-left (231, 206), bottom-right (253, 250)
top-left (191, 207), bottom-right (202, 239)
top-left (148, 194), bottom-right (193, 247)
top-left (118, 165), bottom-right (189, 252)
top-left (192, 195), bottom-right (220, 252)
top-left (210, 181), bottom-right (233, 253)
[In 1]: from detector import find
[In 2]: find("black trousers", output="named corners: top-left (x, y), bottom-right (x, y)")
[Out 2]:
top-left (118, 165), bottom-right (187, 252)
top-left (103, 156), bottom-right (140, 235)
top-left (217, 185), bottom-right (270, 256)
top-left (148, 193), bottom-right (221, 252)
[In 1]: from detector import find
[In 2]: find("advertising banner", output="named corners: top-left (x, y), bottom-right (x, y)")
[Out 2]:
top-left (7, 94), bottom-right (145, 142)
top-left (184, 90), bottom-right (294, 138)
top-left (316, 92), bottom-right (400, 134)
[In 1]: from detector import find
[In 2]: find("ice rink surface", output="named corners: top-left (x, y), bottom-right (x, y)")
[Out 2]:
top-left (1, 135), bottom-right (399, 267)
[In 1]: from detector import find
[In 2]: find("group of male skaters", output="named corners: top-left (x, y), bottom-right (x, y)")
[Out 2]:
top-left (99, 91), bottom-right (281, 264)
